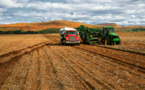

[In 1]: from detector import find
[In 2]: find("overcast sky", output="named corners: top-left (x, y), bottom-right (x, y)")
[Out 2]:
top-left (0, 0), bottom-right (145, 26)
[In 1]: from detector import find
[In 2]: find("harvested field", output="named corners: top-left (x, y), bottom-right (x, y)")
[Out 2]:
top-left (97, 32), bottom-right (145, 55)
top-left (0, 32), bottom-right (145, 90)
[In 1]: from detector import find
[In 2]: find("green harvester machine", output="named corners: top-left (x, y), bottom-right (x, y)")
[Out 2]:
top-left (76, 25), bottom-right (121, 45)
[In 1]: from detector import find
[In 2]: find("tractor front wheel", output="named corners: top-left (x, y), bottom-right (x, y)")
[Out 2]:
top-left (116, 41), bottom-right (121, 45)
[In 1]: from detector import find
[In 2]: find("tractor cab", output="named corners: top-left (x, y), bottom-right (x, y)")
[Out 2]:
top-left (103, 26), bottom-right (114, 37)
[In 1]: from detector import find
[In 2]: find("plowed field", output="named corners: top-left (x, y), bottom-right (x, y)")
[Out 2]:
top-left (0, 32), bottom-right (145, 90)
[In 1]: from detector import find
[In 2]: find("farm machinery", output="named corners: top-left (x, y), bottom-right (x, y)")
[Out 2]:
top-left (60, 27), bottom-right (80, 45)
top-left (76, 25), bottom-right (121, 45)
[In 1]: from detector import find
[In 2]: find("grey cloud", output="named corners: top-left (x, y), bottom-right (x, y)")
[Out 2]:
top-left (87, 10), bottom-right (124, 16)
top-left (110, 19), bottom-right (126, 22)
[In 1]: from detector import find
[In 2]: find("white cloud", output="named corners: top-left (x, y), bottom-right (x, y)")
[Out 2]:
top-left (138, 4), bottom-right (145, 7)
top-left (0, 8), bottom-right (7, 12)
top-left (25, 2), bottom-right (117, 12)
top-left (0, 8), bottom-right (7, 16)
top-left (126, 10), bottom-right (136, 14)
top-left (14, 11), bottom-right (89, 19)
top-left (1, 0), bottom-right (145, 25)
top-left (0, 0), bottom-right (23, 8)
top-left (26, 2), bottom-right (72, 11)
top-left (66, 0), bottom-right (112, 3)
top-left (15, 0), bottom-right (29, 3)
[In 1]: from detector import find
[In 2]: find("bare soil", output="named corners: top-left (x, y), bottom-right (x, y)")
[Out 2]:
top-left (0, 32), bottom-right (145, 90)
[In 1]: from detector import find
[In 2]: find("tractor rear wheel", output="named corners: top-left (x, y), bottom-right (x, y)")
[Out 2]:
top-left (104, 39), bottom-right (107, 45)
top-left (104, 37), bottom-right (111, 45)
top-left (98, 38), bottom-right (102, 44)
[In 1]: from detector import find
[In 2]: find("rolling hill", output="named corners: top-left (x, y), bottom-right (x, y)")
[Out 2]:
top-left (0, 20), bottom-right (145, 31)
top-left (0, 20), bottom-right (101, 31)
top-left (98, 23), bottom-right (123, 29)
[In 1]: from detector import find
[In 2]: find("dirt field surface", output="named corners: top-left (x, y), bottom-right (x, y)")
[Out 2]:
top-left (0, 32), bottom-right (145, 90)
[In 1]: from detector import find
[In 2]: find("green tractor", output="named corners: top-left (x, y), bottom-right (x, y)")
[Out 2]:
top-left (76, 25), bottom-right (121, 45)
top-left (101, 26), bottom-right (121, 45)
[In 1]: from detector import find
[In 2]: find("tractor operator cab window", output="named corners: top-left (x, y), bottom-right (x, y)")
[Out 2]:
top-left (66, 31), bottom-right (76, 35)
top-left (108, 28), bottom-right (114, 33)
top-left (104, 28), bottom-right (107, 34)
top-left (103, 28), bottom-right (108, 37)
top-left (103, 28), bottom-right (114, 37)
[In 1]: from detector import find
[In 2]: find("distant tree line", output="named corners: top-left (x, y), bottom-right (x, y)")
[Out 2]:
top-left (0, 28), bottom-right (60, 34)
top-left (131, 28), bottom-right (145, 32)
top-left (116, 28), bottom-right (145, 32)
top-left (1, 27), bottom-right (145, 34)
